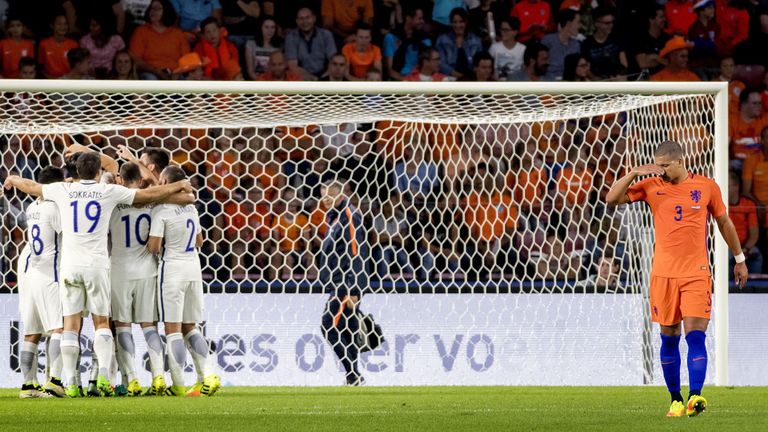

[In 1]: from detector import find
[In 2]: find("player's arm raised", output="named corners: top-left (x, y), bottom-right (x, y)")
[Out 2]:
top-left (65, 143), bottom-right (119, 175)
top-left (605, 164), bottom-right (664, 206)
top-left (117, 145), bottom-right (160, 186)
top-left (133, 180), bottom-right (192, 205)
top-left (714, 213), bottom-right (749, 289)
top-left (3, 175), bottom-right (43, 197)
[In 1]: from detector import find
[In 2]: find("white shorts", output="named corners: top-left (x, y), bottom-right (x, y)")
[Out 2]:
top-left (111, 277), bottom-right (158, 323)
top-left (159, 280), bottom-right (203, 324)
top-left (20, 275), bottom-right (63, 335)
top-left (60, 266), bottom-right (110, 317)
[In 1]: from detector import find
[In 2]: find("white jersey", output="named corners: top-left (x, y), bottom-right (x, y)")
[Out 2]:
top-left (150, 204), bottom-right (202, 283)
top-left (42, 180), bottom-right (136, 269)
top-left (109, 203), bottom-right (157, 280)
top-left (24, 199), bottom-right (61, 281)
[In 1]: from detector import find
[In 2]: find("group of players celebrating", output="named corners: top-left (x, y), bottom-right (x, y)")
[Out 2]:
top-left (5, 145), bottom-right (220, 398)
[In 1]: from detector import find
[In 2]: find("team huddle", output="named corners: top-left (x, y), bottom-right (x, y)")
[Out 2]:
top-left (4, 146), bottom-right (220, 398)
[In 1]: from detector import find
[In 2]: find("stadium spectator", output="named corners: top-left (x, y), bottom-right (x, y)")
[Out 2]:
top-left (650, 36), bottom-right (699, 81)
top-left (628, 5), bottom-right (670, 76)
top-left (432, 0), bottom-right (467, 30)
top-left (0, 16), bottom-right (34, 78)
top-left (257, 50), bottom-right (300, 81)
top-left (284, 7), bottom-right (337, 80)
top-left (129, 0), bottom-right (190, 80)
top-left (718, 56), bottom-right (745, 114)
top-left (321, 0), bottom-right (373, 44)
top-left (730, 89), bottom-right (766, 167)
top-left (170, 0), bottom-right (222, 33)
top-left (562, 53), bottom-right (591, 81)
top-left (382, 6), bottom-right (431, 81)
top-left (68, 0), bottom-right (126, 36)
top-left (38, 14), bottom-right (79, 79)
top-left (244, 16), bottom-right (282, 80)
top-left (533, 232), bottom-right (581, 280)
top-left (18, 57), bottom-right (37, 79)
top-left (365, 67), bottom-right (382, 81)
top-left (341, 23), bottom-right (381, 79)
top-left (540, 9), bottom-right (581, 81)
top-left (79, 13), bottom-right (126, 78)
top-left (510, 0), bottom-right (553, 43)
top-left (173, 51), bottom-right (208, 80)
top-left (728, 171), bottom-right (763, 273)
top-left (319, 54), bottom-right (349, 81)
top-left (61, 47), bottom-right (92, 79)
top-left (468, 0), bottom-right (506, 45)
top-left (110, 50), bottom-right (138, 79)
top-left (508, 42), bottom-right (548, 81)
top-left (687, 0), bottom-right (718, 69)
top-left (488, 16), bottom-right (525, 80)
top-left (470, 51), bottom-right (495, 81)
top-left (270, 198), bottom-right (310, 279)
top-left (193, 17), bottom-right (242, 80)
top-left (404, 47), bottom-right (450, 81)
top-left (742, 126), bottom-right (768, 210)
top-left (665, 0), bottom-right (697, 36)
top-left (555, 146), bottom-right (593, 207)
top-left (436, 8), bottom-right (482, 79)
top-left (220, 0), bottom-right (261, 47)
top-left (581, 7), bottom-right (627, 80)
top-left (716, 0), bottom-right (749, 57)
top-left (574, 255), bottom-right (623, 293)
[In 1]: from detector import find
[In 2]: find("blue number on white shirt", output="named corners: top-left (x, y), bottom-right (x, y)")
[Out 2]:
top-left (71, 200), bottom-right (102, 233)
top-left (120, 214), bottom-right (151, 247)
top-left (184, 219), bottom-right (195, 252)
top-left (31, 224), bottom-right (43, 255)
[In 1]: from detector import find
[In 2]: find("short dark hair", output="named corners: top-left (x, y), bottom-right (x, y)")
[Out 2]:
top-left (142, 148), bottom-right (170, 172)
top-left (67, 48), bottom-right (90, 69)
top-left (739, 88), bottom-right (760, 107)
top-left (162, 165), bottom-right (187, 183)
top-left (523, 43), bottom-right (548, 66)
top-left (592, 7), bottom-right (615, 21)
top-left (200, 16), bottom-right (218, 31)
top-left (403, 5), bottom-right (423, 19)
top-left (355, 21), bottom-right (372, 33)
top-left (145, 0), bottom-right (178, 28)
top-left (498, 16), bottom-right (521, 32)
top-left (557, 9), bottom-right (579, 28)
top-left (37, 166), bottom-right (64, 184)
top-left (76, 152), bottom-right (102, 180)
top-left (473, 51), bottom-right (494, 68)
top-left (18, 56), bottom-right (36, 70)
top-left (64, 152), bottom-right (83, 179)
top-left (449, 7), bottom-right (467, 23)
top-left (418, 46), bottom-right (439, 68)
top-left (119, 162), bottom-right (142, 184)
top-left (655, 140), bottom-right (683, 160)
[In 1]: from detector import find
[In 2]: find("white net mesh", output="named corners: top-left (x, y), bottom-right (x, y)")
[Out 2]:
top-left (0, 87), bottom-right (719, 386)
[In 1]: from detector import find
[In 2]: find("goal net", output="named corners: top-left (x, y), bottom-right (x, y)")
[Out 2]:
top-left (0, 81), bottom-right (728, 387)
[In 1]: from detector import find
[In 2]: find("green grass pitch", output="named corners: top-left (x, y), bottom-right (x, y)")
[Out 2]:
top-left (1, 386), bottom-right (767, 431)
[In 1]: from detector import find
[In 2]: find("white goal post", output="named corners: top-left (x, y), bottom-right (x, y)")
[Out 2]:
top-left (0, 80), bottom-right (729, 386)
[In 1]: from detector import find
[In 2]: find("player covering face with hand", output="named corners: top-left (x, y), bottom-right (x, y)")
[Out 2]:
top-left (606, 141), bottom-right (747, 418)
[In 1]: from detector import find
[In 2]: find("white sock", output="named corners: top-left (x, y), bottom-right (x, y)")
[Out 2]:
top-left (20, 341), bottom-right (37, 385)
top-left (32, 342), bottom-right (40, 385)
top-left (115, 327), bottom-right (136, 383)
top-left (48, 333), bottom-right (62, 380)
top-left (89, 351), bottom-right (99, 382)
top-left (165, 333), bottom-right (186, 387)
top-left (60, 331), bottom-right (79, 388)
top-left (93, 328), bottom-right (114, 380)
top-left (142, 326), bottom-right (165, 378)
top-left (184, 329), bottom-right (208, 382)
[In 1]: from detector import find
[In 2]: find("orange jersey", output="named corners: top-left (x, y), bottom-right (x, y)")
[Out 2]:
top-left (342, 42), bottom-right (381, 78)
top-left (38, 37), bottom-right (79, 78)
top-left (322, 0), bottom-right (374, 34)
top-left (510, 0), bottom-right (552, 42)
top-left (664, 1), bottom-right (696, 35)
top-left (650, 67), bottom-right (700, 82)
top-left (0, 38), bottom-right (34, 78)
top-left (728, 114), bottom-right (766, 161)
top-left (626, 174), bottom-right (726, 278)
top-left (462, 192), bottom-right (518, 241)
top-left (742, 152), bottom-right (768, 203)
top-left (728, 196), bottom-right (757, 245)
top-left (556, 165), bottom-right (593, 205)
top-left (507, 167), bottom-right (547, 204)
top-left (272, 213), bottom-right (309, 252)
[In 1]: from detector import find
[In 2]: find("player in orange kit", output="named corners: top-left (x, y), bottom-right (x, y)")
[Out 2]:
top-left (605, 140), bottom-right (747, 418)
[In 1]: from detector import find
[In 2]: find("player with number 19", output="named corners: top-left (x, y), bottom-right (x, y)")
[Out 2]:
top-left (3, 153), bottom-right (193, 397)
top-left (147, 166), bottom-right (220, 397)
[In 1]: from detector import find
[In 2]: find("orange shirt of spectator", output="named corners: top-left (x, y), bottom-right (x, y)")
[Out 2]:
top-left (716, 0), bottom-right (749, 57)
top-left (342, 41), bottom-right (381, 78)
top-left (729, 196), bottom-right (758, 245)
top-left (651, 37), bottom-right (699, 82)
top-left (38, 37), bottom-right (78, 79)
top-left (194, 20), bottom-right (242, 80)
top-left (665, 0), bottom-right (696, 35)
top-left (510, 0), bottom-right (553, 42)
top-left (507, 163), bottom-right (547, 204)
top-left (206, 148), bottom-right (241, 194)
top-left (626, 173), bottom-right (726, 277)
top-left (463, 192), bottom-right (518, 242)
top-left (309, 205), bottom-right (329, 238)
top-left (557, 164), bottom-right (593, 205)
top-left (743, 151), bottom-right (768, 203)
top-left (130, 23), bottom-right (190, 71)
top-left (651, 67), bottom-right (700, 82)
top-left (0, 38), bottom-right (34, 78)
top-left (272, 211), bottom-right (309, 252)
top-left (729, 110), bottom-right (766, 161)
top-left (322, 0), bottom-right (374, 36)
